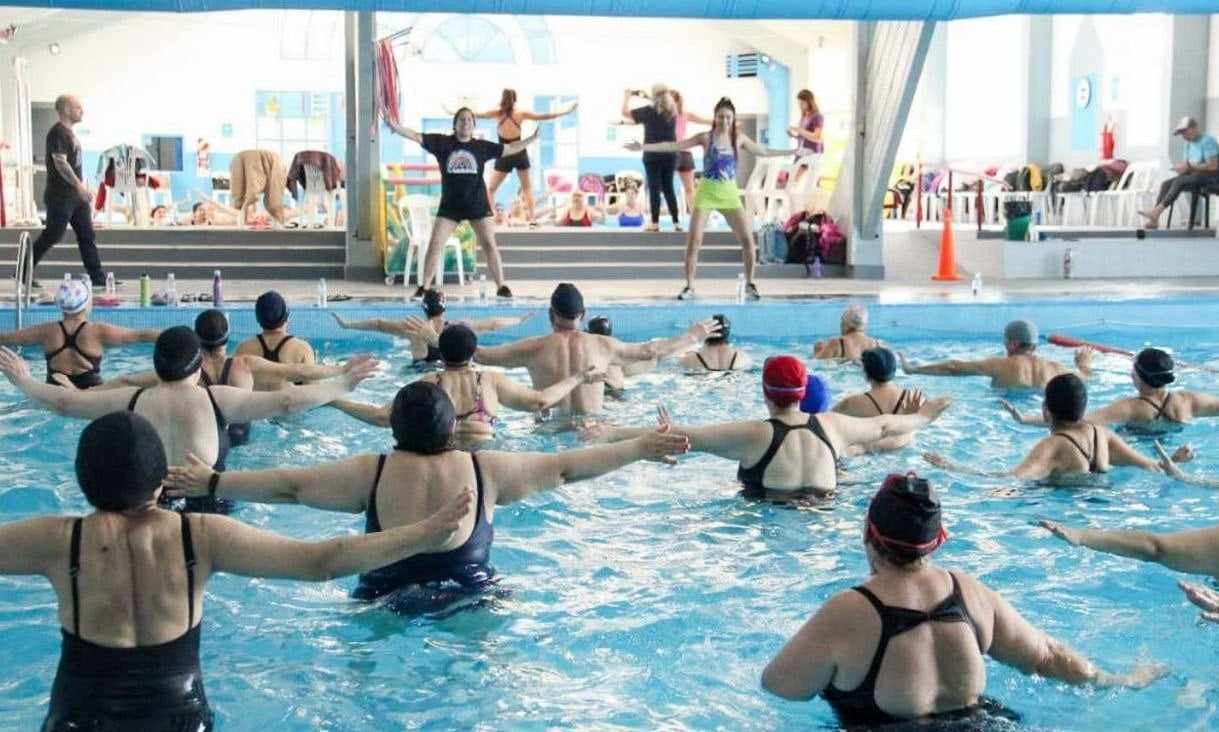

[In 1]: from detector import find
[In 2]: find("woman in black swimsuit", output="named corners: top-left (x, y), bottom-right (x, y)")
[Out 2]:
top-left (679, 313), bottom-right (751, 372)
top-left (0, 411), bottom-right (470, 731)
top-left (832, 347), bottom-right (928, 453)
top-left (472, 89), bottom-right (577, 224)
top-left (763, 472), bottom-right (1165, 725)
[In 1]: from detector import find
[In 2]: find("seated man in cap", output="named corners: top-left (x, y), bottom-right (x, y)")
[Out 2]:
top-left (1138, 116), bottom-right (1219, 229)
top-left (330, 288), bottom-right (531, 368)
top-left (833, 347), bottom-right (928, 453)
top-left (234, 290), bottom-right (318, 390)
top-left (0, 328), bottom-right (377, 512)
top-left (679, 314), bottom-right (751, 372)
top-left (900, 319), bottom-right (1093, 390)
top-left (762, 472), bottom-right (1165, 725)
top-left (925, 374), bottom-right (1192, 485)
top-left (1001, 347), bottom-right (1219, 434)
top-left (0, 279), bottom-right (160, 389)
top-left (475, 283), bottom-right (719, 418)
top-left (812, 304), bottom-right (881, 361)
top-left (588, 355), bottom-right (950, 500)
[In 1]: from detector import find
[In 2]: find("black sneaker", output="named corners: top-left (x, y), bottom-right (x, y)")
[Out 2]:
top-left (411, 286), bottom-right (426, 300)
top-left (496, 285), bottom-right (513, 298)
top-left (745, 282), bottom-right (760, 301)
top-left (677, 286), bottom-right (695, 300)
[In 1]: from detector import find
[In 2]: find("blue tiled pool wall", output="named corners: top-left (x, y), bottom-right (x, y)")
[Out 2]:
top-left (4, 297), bottom-right (1216, 348)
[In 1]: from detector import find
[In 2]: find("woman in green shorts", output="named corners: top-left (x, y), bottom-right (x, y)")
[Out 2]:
top-left (627, 97), bottom-right (801, 300)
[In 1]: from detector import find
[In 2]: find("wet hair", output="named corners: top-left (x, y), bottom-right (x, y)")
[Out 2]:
top-left (76, 412), bottom-right (167, 511)
top-left (797, 89), bottom-right (819, 117)
top-left (861, 347), bottom-right (897, 383)
top-left (194, 309), bottom-right (229, 349)
top-left (391, 382), bottom-right (456, 454)
top-left (866, 472), bottom-right (945, 567)
top-left (153, 326), bottom-right (203, 382)
top-left (713, 97), bottom-right (738, 159)
top-left (1135, 348), bottom-right (1175, 388)
top-left (452, 106), bottom-right (475, 129)
top-left (255, 291), bottom-right (289, 329)
top-left (1044, 373), bottom-right (1088, 423)
top-left (439, 324), bottom-right (477, 365)
top-left (587, 316), bottom-right (613, 336)
top-left (499, 88), bottom-right (517, 118)
top-left (706, 313), bottom-right (730, 344)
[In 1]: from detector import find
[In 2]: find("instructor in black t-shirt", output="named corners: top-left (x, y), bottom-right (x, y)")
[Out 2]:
top-left (387, 108), bottom-right (536, 299)
top-left (621, 85), bottom-right (681, 232)
top-left (31, 95), bottom-right (106, 287)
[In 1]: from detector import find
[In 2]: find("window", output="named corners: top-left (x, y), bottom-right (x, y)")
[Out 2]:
top-left (254, 91), bottom-right (339, 160)
top-left (141, 135), bottom-right (183, 172)
top-left (533, 95), bottom-right (579, 189)
top-left (423, 17), bottom-right (514, 64)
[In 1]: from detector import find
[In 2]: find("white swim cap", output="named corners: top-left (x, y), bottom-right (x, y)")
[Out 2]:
top-left (56, 279), bottom-right (91, 314)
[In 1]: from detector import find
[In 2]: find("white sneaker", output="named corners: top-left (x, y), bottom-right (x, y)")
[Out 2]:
top-left (677, 286), bottom-right (695, 300)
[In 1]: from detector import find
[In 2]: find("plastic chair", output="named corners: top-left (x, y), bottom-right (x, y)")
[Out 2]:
top-left (1088, 162), bottom-right (1141, 226)
top-left (398, 194), bottom-right (464, 288)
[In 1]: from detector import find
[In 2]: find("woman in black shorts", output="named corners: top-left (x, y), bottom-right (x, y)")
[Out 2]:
top-left (473, 89), bottom-right (577, 224)
top-left (671, 90), bottom-right (713, 215)
top-left (388, 108), bottom-right (536, 298)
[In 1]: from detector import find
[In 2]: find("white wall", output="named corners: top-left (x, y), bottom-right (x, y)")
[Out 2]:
top-left (944, 15), bottom-right (1027, 165)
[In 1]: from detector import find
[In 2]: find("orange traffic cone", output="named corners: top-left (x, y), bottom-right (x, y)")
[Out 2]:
top-left (931, 208), bottom-right (963, 281)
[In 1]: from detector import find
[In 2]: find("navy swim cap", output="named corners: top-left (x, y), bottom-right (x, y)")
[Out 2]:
top-left (255, 291), bottom-right (289, 329)
top-left (154, 326), bottom-right (203, 382)
top-left (707, 313), bottom-right (730, 344)
top-left (422, 289), bottom-right (447, 318)
top-left (1135, 348), bottom-right (1175, 388)
top-left (587, 316), bottom-right (613, 336)
top-left (550, 283), bottom-right (584, 319)
top-left (867, 472), bottom-right (946, 562)
top-left (391, 382), bottom-right (456, 454)
top-left (1045, 373), bottom-right (1088, 422)
top-left (439, 324), bottom-right (477, 365)
top-left (194, 309), bottom-right (229, 348)
top-left (76, 412), bottom-right (167, 511)
top-left (861, 347), bottom-right (897, 383)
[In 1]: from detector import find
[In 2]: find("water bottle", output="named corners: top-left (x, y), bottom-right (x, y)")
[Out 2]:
top-left (62, 272), bottom-right (71, 286)
top-left (479, 273), bottom-right (487, 303)
top-left (736, 273), bottom-right (746, 303)
top-left (1063, 249), bottom-right (1073, 280)
top-left (212, 270), bottom-right (223, 308)
top-left (971, 271), bottom-right (982, 297)
top-left (139, 273), bottom-right (152, 307)
top-left (317, 278), bottom-right (328, 308)
top-left (812, 258), bottom-right (823, 278)
top-left (166, 272), bottom-right (178, 307)
top-left (105, 272), bottom-right (115, 296)
top-left (82, 273), bottom-right (91, 292)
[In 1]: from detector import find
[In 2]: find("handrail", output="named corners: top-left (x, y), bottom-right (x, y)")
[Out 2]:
top-left (915, 164), bottom-right (1013, 232)
top-left (14, 231), bottom-right (32, 330)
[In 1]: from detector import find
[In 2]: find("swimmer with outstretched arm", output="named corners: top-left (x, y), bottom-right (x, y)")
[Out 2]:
top-left (678, 314), bottom-right (752, 372)
top-left (901, 320), bottom-right (1093, 390)
top-left (812, 304), bottom-right (881, 361)
top-left (832, 347), bottom-right (928, 453)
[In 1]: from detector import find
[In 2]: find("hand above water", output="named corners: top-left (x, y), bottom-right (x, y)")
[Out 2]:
top-left (636, 427), bottom-right (689, 465)
top-left (923, 452), bottom-right (950, 468)
top-left (0, 347), bottom-right (31, 384)
top-left (401, 316), bottom-right (439, 346)
top-left (419, 487), bottom-right (475, 551)
top-left (898, 389), bottom-right (927, 415)
top-left (1179, 580), bottom-right (1219, 623)
top-left (917, 396), bottom-right (951, 421)
top-left (1038, 519), bottom-right (1082, 546)
top-left (340, 357), bottom-right (380, 390)
top-left (686, 318), bottom-right (722, 342)
top-left (164, 452), bottom-right (213, 497)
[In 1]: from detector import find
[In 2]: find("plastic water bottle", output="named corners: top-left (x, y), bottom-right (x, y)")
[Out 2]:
top-left (479, 273), bottom-right (487, 303)
top-left (62, 272), bottom-right (71, 286)
top-left (105, 272), bottom-right (115, 296)
top-left (812, 258), bottom-right (823, 278)
top-left (212, 270), bottom-right (223, 308)
top-left (971, 272), bottom-right (982, 297)
top-left (1063, 249), bottom-right (1073, 280)
top-left (736, 273), bottom-right (746, 303)
top-left (317, 278), bottom-right (328, 308)
top-left (139, 273), bottom-right (152, 307)
top-left (166, 273), bottom-right (178, 307)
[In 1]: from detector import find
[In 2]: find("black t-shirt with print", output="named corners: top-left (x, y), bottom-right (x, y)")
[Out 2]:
top-left (421, 133), bottom-right (504, 220)
top-left (630, 106), bottom-right (677, 161)
top-left (45, 122), bottom-right (83, 201)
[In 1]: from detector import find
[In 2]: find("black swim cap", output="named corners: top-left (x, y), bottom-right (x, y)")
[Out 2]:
top-left (194, 309), bottom-right (229, 348)
top-left (707, 313), bottom-right (730, 344)
top-left (861, 347), bottom-right (897, 383)
top-left (867, 472), bottom-right (946, 563)
top-left (1044, 373), bottom-right (1088, 422)
top-left (76, 412), bottom-right (167, 511)
top-left (255, 290), bottom-right (289, 329)
top-left (421, 289), bottom-right (447, 318)
top-left (550, 282), bottom-right (584, 319)
top-left (391, 382), bottom-right (456, 454)
top-left (439, 324), bottom-right (477, 365)
top-left (154, 326), bottom-right (203, 382)
top-left (1135, 348), bottom-right (1175, 388)
top-left (587, 316), bottom-right (613, 336)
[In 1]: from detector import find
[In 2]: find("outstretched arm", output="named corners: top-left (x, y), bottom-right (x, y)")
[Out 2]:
top-left (243, 354), bottom-right (362, 383)
top-left (494, 367), bottom-right (603, 413)
top-left (0, 517), bottom-right (70, 575)
top-left (0, 323), bottom-right (50, 347)
top-left (329, 398), bottom-right (390, 428)
top-left (613, 319), bottom-right (719, 364)
top-left (1040, 519), bottom-right (1219, 576)
top-left (330, 312), bottom-right (411, 338)
top-left (166, 453), bottom-right (375, 512)
top-left (476, 336), bottom-right (542, 368)
top-left (593, 410), bottom-right (765, 463)
top-left (1185, 391), bottom-right (1219, 418)
top-left (740, 134), bottom-right (800, 158)
top-left (466, 312), bottom-right (535, 334)
top-left (386, 121), bottom-right (423, 144)
top-left (213, 358), bottom-right (377, 423)
top-left (625, 134), bottom-right (703, 154)
top-left (901, 352), bottom-right (994, 377)
top-left (93, 323), bottom-right (161, 346)
top-left (825, 397), bottom-right (948, 452)
top-left (520, 102), bottom-right (578, 121)
top-left (1107, 430), bottom-right (1165, 471)
top-left (0, 347), bottom-right (135, 418)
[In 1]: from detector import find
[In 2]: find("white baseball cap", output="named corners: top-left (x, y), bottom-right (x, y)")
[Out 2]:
top-left (1174, 116), bottom-right (1198, 135)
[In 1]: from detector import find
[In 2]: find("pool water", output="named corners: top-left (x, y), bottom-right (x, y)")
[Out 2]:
top-left (3, 303), bottom-right (1219, 730)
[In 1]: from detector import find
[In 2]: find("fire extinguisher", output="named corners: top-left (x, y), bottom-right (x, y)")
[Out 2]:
top-left (1100, 120), bottom-right (1116, 160)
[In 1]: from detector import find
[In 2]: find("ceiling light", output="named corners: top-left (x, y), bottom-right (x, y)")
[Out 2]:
top-left (48, 43), bottom-right (61, 55)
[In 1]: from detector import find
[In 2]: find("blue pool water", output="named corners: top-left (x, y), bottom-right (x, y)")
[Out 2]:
top-left (3, 297), bottom-right (1219, 730)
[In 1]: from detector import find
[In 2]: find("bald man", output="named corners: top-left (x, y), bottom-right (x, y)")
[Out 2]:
top-left (30, 94), bottom-right (106, 288)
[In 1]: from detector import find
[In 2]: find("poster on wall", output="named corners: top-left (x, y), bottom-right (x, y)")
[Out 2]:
top-left (1070, 74), bottom-right (1098, 153)
top-left (196, 138), bottom-right (210, 177)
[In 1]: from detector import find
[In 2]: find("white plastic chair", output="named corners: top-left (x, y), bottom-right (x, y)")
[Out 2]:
top-left (1088, 163), bottom-right (1139, 226)
top-left (399, 194), bottom-right (464, 288)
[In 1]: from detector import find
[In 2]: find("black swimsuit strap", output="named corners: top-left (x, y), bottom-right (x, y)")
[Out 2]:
top-left (179, 513), bottom-right (196, 627)
top-left (728, 351), bottom-right (738, 369)
top-left (893, 389), bottom-right (908, 415)
top-left (849, 585), bottom-right (893, 697)
top-left (470, 453), bottom-right (486, 523)
top-left (749, 419), bottom-right (793, 476)
top-left (127, 387), bottom-right (146, 412)
top-left (203, 386), bottom-right (227, 427)
top-left (864, 393), bottom-right (885, 417)
top-left (1138, 392), bottom-right (1171, 420)
top-left (368, 454), bottom-right (387, 513)
top-left (808, 415), bottom-right (838, 465)
top-left (696, 353), bottom-right (711, 370)
top-left (1053, 429), bottom-right (1094, 469)
top-left (69, 518), bottom-right (82, 637)
top-left (219, 358), bottom-right (234, 386)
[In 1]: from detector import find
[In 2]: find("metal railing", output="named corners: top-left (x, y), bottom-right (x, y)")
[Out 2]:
top-left (14, 231), bottom-right (33, 330)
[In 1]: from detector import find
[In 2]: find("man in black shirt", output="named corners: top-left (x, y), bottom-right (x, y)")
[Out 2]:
top-left (387, 108), bottom-right (536, 299)
top-left (621, 85), bottom-right (681, 231)
top-left (30, 95), bottom-right (106, 287)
